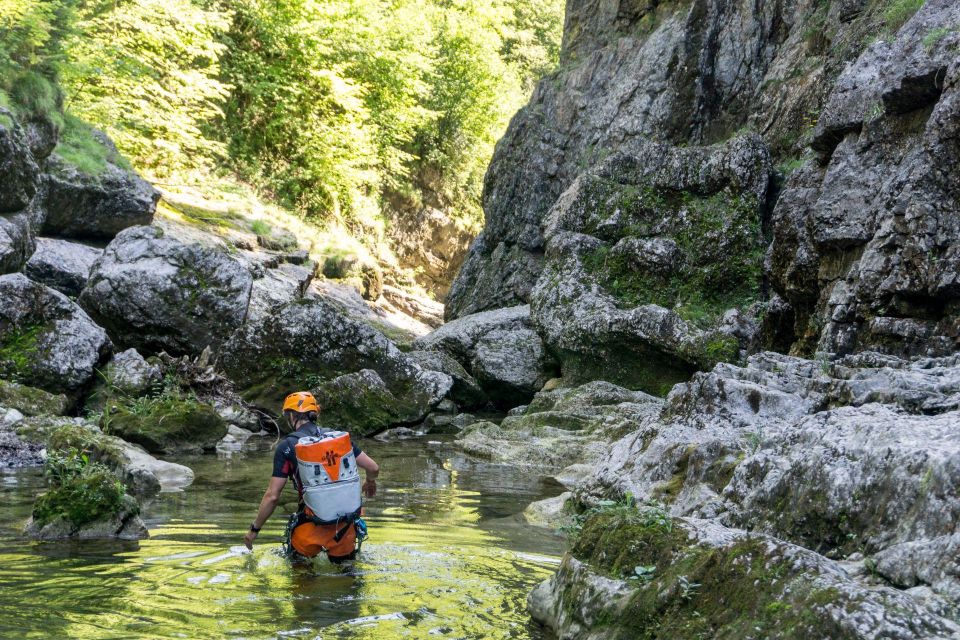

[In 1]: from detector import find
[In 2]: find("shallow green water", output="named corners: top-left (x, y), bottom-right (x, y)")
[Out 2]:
top-left (0, 437), bottom-right (565, 639)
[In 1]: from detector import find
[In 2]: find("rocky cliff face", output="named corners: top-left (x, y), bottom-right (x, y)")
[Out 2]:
top-left (434, 0), bottom-right (960, 636)
top-left (447, 0), bottom-right (959, 364)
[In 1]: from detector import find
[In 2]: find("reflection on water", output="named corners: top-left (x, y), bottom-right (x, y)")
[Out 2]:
top-left (0, 438), bottom-right (565, 639)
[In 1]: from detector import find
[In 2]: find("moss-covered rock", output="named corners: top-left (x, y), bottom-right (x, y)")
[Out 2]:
top-left (0, 273), bottom-right (111, 394)
top-left (530, 512), bottom-right (960, 639)
top-left (102, 394), bottom-right (227, 454)
top-left (0, 379), bottom-right (69, 416)
top-left (529, 137), bottom-right (770, 395)
top-left (221, 298), bottom-right (449, 431)
top-left (25, 447), bottom-right (146, 540)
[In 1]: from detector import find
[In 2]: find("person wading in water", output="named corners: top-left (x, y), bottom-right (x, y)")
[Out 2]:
top-left (243, 391), bottom-right (379, 562)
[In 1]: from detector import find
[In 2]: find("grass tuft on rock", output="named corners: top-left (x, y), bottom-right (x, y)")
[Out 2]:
top-left (55, 114), bottom-right (113, 175)
top-left (32, 449), bottom-right (126, 529)
top-left (101, 388), bottom-right (227, 454)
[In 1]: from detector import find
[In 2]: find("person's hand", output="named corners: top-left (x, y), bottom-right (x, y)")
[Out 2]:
top-left (243, 528), bottom-right (258, 550)
top-left (363, 479), bottom-right (377, 498)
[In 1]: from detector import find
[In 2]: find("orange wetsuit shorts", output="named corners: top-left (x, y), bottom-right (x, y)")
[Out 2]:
top-left (290, 521), bottom-right (357, 560)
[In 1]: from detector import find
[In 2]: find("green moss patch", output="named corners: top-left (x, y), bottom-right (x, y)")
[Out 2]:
top-left (570, 511), bottom-right (863, 639)
top-left (0, 323), bottom-right (48, 384)
top-left (0, 379), bottom-right (69, 416)
top-left (48, 424), bottom-right (124, 469)
top-left (32, 449), bottom-right (126, 529)
top-left (581, 183), bottom-right (763, 333)
top-left (102, 392), bottom-right (226, 454)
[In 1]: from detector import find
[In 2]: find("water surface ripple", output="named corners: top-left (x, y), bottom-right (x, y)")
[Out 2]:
top-left (0, 438), bottom-right (564, 639)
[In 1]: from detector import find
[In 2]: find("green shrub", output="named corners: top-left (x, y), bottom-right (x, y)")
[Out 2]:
top-left (883, 0), bottom-right (925, 33)
top-left (32, 449), bottom-right (126, 528)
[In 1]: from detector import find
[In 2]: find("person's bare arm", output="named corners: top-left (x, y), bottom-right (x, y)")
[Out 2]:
top-left (243, 476), bottom-right (287, 549)
top-left (357, 452), bottom-right (379, 497)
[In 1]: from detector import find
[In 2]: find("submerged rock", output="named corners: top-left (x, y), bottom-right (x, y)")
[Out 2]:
top-left (80, 226), bottom-right (252, 355)
top-left (26, 494), bottom-right (147, 541)
top-left (0, 273), bottom-right (111, 394)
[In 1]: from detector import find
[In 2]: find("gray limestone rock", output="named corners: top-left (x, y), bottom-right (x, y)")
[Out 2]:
top-left (0, 273), bottom-right (111, 394)
top-left (42, 133), bottom-right (159, 240)
top-left (770, 0), bottom-right (960, 358)
top-left (221, 297), bottom-right (449, 434)
top-left (23, 237), bottom-right (102, 297)
top-left (103, 348), bottom-right (162, 397)
top-left (529, 136), bottom-right (771, 395)
top-left (471, 327), bottom-right (554, 407)
top-left (0, 110), bottom-right (40, 213)
top-left (80, 226), bottom-right (252, 355)
top-left (414, 305), bottom-right (558, 408)
top-left (408, 349), bottom-right (488, 409)
top-left (0, 210), bottom-right (38, 275)
top-left (530, 517), bottom-right (960, 639)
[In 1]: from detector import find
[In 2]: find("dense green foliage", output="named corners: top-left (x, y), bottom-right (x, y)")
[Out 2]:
top-left (221, 0), bottom-right (562, 228)
top-left (1, 0), bottom-right (562, 234)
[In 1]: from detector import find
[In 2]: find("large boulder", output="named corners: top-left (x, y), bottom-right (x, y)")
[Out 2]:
top-left (407, 349), bottom-right (488, 409)
top-left (456, 380), bottom-right (660, 470)
top-left (571, 351), bottom-right (960, 603)
top-left (0, 379), bottom-right (69, 416)
top-left (0, 210), bottom-right (38, 275)
top-left (102, 394), bottom-right (228, 455)
top-left (0, 273), bottom-right (111, 394)
top-left (220, 298), bottom-right (451, 434)
top-left (529, 136), bottom-right (771, 394)
top-left (0, 110), bottom-right (41, 213)
top-left (530, 513), bottom-right (959, 639)
top-left (80, 226), bottom-right (253, 355)
top-left (246, 262), bottom-right (315, 324)
top-left (413, 305), bottom-right (558, 408)
top-left (42, 132), bottom-right (159, 239)
top-left (26, 493), bottom-right (147, 541)
top-left (23, 237), bottom-right (102, 297)
top-left (101, 348), bottom-right (162, 397)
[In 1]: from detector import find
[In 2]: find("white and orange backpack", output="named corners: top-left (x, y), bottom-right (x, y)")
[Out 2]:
top-left (294, 430), bottom-right (362, 523)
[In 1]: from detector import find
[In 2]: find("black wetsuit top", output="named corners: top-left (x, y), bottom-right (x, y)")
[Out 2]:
top-left (272, 422), bottom-right (362, 500)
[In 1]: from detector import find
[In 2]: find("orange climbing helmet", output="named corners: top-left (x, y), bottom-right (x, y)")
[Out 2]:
top-left (283, 391), bottom-right (320, 414)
